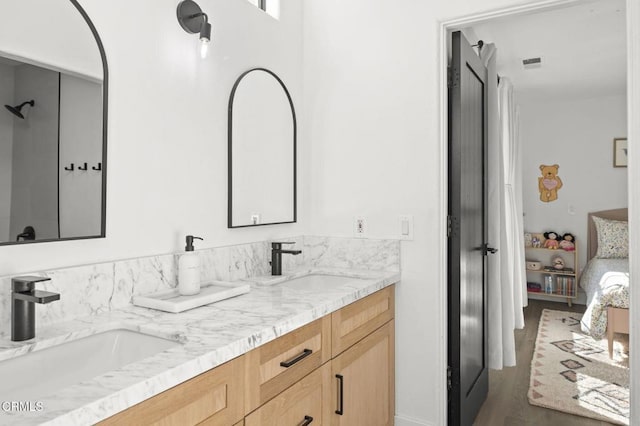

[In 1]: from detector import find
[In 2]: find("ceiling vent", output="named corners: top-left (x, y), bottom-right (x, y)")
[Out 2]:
top-left (522, 57), bottom-right (542, 70)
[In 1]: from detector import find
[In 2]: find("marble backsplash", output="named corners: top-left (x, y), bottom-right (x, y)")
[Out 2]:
top-left (0, 236), bottom-right (399, 337)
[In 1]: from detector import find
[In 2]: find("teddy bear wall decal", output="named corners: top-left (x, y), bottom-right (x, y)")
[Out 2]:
top-left (538, 164), bottom-right (563, 202)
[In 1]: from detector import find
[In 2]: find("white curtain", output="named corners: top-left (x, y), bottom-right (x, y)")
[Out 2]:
top-left (480, 44), bottom-right (528, 370)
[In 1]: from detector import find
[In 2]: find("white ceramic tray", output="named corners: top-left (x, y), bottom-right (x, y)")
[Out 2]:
top-left (132, 281), bottom-right (250, 313)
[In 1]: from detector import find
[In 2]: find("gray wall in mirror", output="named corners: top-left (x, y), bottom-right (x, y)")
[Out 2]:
top-left (228, 68), bottom-right (297, 228)
top-left (0, 0), bottom-right (108, 245)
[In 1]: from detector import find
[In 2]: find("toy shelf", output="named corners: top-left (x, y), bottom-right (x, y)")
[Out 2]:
top-left (525, 238), bottom-right (578, 307)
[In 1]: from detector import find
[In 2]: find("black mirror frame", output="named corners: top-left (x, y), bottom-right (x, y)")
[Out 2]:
top-left (227, 68), bottom-right (297, 228)
top-left (0, 0), bottom-right (109, 247)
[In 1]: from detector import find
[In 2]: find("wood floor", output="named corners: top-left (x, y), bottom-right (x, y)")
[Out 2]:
top-left (473, 299), bottom-right (615, 426)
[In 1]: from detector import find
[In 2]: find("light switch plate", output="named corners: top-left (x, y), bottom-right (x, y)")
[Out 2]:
top-left (398, 215), bottom-right (414, 240)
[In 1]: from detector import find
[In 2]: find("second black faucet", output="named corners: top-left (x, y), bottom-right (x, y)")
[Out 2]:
top-left (271, 242), bottom-right (302, 276)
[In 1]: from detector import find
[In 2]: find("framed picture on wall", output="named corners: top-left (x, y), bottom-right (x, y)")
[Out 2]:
top-left (613, 138), bottom-right (628, 168)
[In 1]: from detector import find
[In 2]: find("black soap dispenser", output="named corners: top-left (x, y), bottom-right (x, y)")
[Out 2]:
top-left (178, 235), bottom-right (203, 296)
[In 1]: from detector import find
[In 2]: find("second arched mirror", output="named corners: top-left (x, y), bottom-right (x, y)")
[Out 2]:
top-left (228, 68), bottom-right (296, 228)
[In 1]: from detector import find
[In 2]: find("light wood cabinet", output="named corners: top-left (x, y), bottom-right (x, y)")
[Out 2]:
top-left (331, 286), bottom-right (394, 357)
top-left (98, 355), bottom-right (245, 426)
top-left (101, 285), bottom-right (395, 426)
top-left (245, 317), bottom-right (331, 414)
top-left (245, 363), bottom-right (332, 426)
top-left (331, 320), bottom-right (395, 426)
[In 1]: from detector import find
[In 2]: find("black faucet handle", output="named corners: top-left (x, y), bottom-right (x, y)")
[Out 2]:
top-left (12, 276), bottom-right (52, 292)
top-left (13, 290), bottom-right (60, 304)
top-left (272, 241), bottom-right (296, 248)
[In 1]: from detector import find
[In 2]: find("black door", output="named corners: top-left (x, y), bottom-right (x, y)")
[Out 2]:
top-left (447, 30), bottom-right (490, 426)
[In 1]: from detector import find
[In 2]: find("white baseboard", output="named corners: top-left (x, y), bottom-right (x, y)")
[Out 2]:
top-left (395, 414), bottom-right (434, 426)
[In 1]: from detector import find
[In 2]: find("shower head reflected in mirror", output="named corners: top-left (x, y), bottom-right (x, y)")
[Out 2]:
top-left (4, 100), bottom-right (35, 119)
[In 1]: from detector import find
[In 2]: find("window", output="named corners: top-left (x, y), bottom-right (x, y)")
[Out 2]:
top-left (246, 0), bottom-right (266, 11)
top-left (246, 0), bottom-right (279, 19)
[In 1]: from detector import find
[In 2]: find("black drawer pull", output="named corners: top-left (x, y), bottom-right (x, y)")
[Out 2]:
top-left (280, 348), bottom-right (313, 368)
top-left (299, 415), bottom-right (314, 426)
top-left (335, 374), bottom-right (344, 415)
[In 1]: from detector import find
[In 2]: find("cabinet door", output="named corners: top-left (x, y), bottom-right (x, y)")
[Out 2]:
top-left (331, 320), bottom-right (394, 426)
top-left (99, 356), bottom-right (245, 426)
top-left (331, 286), bottom-right (394, 357)
top-left (245, 316), bottom-right (331, 413)
top-left (245, 362), bottom-right (331, 426)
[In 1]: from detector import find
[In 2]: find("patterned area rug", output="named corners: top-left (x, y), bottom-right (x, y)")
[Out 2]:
top-left (528, 309), bottom-right (629, 425)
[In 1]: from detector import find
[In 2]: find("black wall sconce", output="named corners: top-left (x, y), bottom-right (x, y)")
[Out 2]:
top-left (177, 0), bottom-right (212, 59)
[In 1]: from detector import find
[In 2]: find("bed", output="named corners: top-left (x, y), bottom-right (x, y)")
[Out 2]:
top-left (579, 208), bottom-right (629, 358)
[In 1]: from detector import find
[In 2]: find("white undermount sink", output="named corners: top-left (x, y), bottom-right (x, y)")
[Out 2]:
top-left (276, 274), bottom-right (366, 290)
top-left (0, 329), bottom-right (180, 400)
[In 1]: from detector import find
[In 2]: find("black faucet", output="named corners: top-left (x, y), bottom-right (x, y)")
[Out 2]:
top-left (11, 276), bottom-right (60, 341)
top-left (271, 242), bottom-right (302, 276)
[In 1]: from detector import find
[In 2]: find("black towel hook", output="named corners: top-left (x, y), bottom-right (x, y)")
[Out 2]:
top-left (78, 162), bottom-right (88, 171)
top-left (92, 162), bottom-right (102, 171)
top-left (64, 163), bottom-right (74, 171)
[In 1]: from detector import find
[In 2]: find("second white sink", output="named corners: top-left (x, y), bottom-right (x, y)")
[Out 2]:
top-left (0, 329), bottom-right (180, 401)
top-left (277, 274), bottom-right (366, 290)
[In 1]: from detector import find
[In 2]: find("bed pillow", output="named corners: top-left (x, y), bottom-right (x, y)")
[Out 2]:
top-left (593, 216), bottom-right (629, 259)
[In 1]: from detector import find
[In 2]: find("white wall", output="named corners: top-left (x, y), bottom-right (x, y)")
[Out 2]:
top-left (521, 94), bottom-right (628, 272)
top-left (302, 1), bottom-right (629, 425)
top-left (0, 63), bottom-right (14, 242)
top-left (0, 0), bottom-right (305, 273)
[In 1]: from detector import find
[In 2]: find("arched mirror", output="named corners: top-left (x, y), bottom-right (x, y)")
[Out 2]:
top-left (0, 0), bottom-right (107, 245)
top-left (228, 68), bottom-right (296, 228)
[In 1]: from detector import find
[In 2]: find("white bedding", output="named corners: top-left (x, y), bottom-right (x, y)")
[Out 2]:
top-left (579, 258), bottom-right (629, 338)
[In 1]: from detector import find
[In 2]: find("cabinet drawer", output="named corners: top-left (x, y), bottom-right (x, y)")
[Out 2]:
top-left (245, 362), bottom-right (331, 426)
top-left (245, 316), bottom-right (331, 414)
top-left (331, 285), bottom-right (395, 357)
top-left (99, 356), bottom-right (245, 426)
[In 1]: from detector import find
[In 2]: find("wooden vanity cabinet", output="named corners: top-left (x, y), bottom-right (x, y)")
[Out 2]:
top-left (245, 317), bottom-right (332, 414)
top-left (100, 285), bottom-right (395, 426)
top-left (98, 355), bottom-right (245, 426)
top-left (245, 286), bottom-right (395, 425)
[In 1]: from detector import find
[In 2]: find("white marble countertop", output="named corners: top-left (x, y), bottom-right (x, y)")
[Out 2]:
top-left (0, 267), bottom-right (399, 426)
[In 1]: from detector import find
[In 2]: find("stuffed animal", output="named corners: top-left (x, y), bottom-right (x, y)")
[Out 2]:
top-left (531, 236), bottom-right (541, 248)
top-left (559, 233), bottom-right (575, 251)
top-left (538, 164), bottom-right (563, 203)
top-left (543, 231), bottom-right (560, 249)
top-left (552, 255), bottom-right (565, 270)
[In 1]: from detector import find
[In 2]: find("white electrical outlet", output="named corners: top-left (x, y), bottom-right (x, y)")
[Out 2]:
top-left (251, 213), bottom-right (261, 225)
top-left (398, 215), bottom-right (414, 240)
top-left (354, 216), bottom-right (367, 237)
